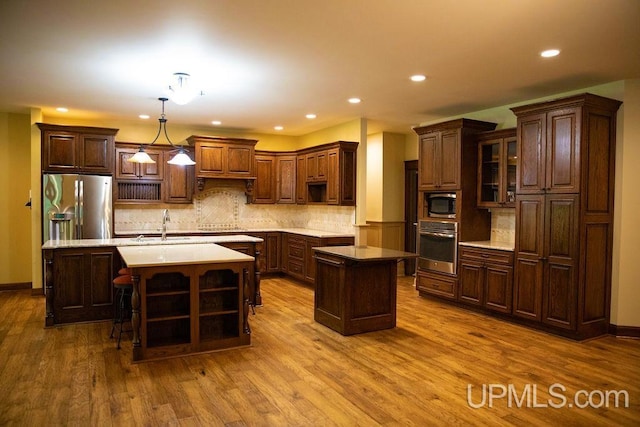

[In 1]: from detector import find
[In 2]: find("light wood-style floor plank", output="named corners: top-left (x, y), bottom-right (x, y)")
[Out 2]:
top-left (1, 276), bottom-right (639, 426)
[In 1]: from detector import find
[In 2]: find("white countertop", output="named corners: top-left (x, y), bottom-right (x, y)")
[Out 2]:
top-left (117, 243), bottom-right (254, 268)
top-left (459, 240), bottom-right (515, 251)
top-left (42, 234), bottom-right (263, 249)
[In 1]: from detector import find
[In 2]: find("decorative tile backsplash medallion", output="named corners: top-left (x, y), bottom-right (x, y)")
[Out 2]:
top-left (114, 183), bottom-right (356, 235)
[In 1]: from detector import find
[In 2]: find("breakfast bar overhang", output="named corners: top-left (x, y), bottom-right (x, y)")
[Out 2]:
top-left (117, 243), bottom-right (255, 362)
top-left (313, 245), bottom-right (419, 336)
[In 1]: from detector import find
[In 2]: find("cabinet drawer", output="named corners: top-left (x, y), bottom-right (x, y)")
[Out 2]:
top-left (416, 272), bottom-right (457, 299)
top-left (288, 244), bottom-right (305, 259)
top-left (459, 246), bottom-right (514, 265)
top-left (288, 260), bottom-right (304, 276)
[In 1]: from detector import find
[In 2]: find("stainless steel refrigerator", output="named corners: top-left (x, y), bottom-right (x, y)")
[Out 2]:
top-left (42, 174), bottom-right (112, 242)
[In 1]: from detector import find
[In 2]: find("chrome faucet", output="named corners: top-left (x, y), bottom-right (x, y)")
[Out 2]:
top-left (161, 209), bottom-right (171, 241)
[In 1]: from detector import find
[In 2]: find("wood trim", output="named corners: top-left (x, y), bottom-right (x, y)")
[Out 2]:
top-left (609, 324), bottom-right (640, 339)
top-left (0, 282), bottom-right (32, 291)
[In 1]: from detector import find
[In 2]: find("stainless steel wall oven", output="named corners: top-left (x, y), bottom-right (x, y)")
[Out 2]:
top-left (418, 220), bottom-right (458, 274)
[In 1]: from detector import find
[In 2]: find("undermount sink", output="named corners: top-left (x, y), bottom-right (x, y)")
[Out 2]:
top-left (130, 236), bottom-right (192, 242)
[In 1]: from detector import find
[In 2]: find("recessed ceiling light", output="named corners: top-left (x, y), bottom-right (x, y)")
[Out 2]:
top-left (211, 120), bottom-right (222, 126)
top-left (56, 107), bottom-right (68, 113)
top-left (410, 75), bottom-right (426, 82)
top-left (138, 114), bottom-right (150, 120)
top-left (540, 49), bottom-right (560, 58)
top-left (306, 114), bottom-right (316, 119)
top-left (348, 97), bottom-right (361, 104)
top-left (274, 126), bottom-right (284, 131)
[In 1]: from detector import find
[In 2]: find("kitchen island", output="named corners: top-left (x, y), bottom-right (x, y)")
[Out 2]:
top-left (41, 235), bottom-right (262, 326)
top-left (313, 245), bottom-right (418, 335)
top-left (118, 243), bottom-right (255, 361)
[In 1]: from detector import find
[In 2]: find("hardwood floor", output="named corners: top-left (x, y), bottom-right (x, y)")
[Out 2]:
top-left (1, 276), bottom-right (639, 426)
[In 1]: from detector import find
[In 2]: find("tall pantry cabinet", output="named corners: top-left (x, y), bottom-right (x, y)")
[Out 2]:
top-left (511, 93), bottom-right (621, 339)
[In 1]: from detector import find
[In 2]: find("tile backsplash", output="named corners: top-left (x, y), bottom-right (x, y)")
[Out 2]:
top-left (490, 208), bottom-right (515, 244)
top-left (114, 183), bottom-right (356, 234)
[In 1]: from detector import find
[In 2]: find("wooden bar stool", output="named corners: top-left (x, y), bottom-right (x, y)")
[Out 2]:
top-left (110, 273), bottom-right (133, 349)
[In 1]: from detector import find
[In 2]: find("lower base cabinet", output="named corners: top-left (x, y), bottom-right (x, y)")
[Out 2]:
top-left (136, 261), bottom-right (253, 362)
top-left (415, 270), bottom-right (458, 300)
top-left (282, 234), bottom-right (354, 284)
top-left (458, 246), bottom-right (514, 314)
top-left (43, 247), bottom-right (119, 326)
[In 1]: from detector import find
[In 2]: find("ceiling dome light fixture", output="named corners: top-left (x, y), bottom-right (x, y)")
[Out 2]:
top-left (540, 49), bottom-right (560, 58)
top-left (127, 97), bottom-right (196, 166)
top-left (166, 72), bottom-right (203, 105)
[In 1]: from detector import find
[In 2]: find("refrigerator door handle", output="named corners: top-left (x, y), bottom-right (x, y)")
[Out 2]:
top-left (77, 178), bottom-right (83, 238)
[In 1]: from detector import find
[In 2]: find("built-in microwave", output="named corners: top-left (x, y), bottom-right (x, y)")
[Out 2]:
top-left (427, 193), bottom-right (456, 218)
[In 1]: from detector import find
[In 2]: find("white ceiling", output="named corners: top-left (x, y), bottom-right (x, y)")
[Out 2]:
top-left (1, 0), bottom-right (639, 136)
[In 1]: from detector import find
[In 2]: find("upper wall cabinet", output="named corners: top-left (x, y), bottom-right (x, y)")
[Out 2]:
top-left (252, 152), bottom-right (298, 204)
top-left (413, 119), bottom-right (496, 191)
top-left (476, 128), bottom-right (517, 208)
top-left (297, 141), bottom-right (358, 206)
top-left (38, 123), bottom-right (118, 175)
top-left (188, 135), bottom-right (258, 191)
top-left (114, 142), bottom-right (194, 204)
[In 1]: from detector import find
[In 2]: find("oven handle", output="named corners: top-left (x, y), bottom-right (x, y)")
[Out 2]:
top-left (421, 231), bottom-right (456, 238)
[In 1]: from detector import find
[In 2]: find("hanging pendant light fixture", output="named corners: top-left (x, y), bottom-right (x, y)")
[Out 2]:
top-left (127, 97), bottom-right (196, 166)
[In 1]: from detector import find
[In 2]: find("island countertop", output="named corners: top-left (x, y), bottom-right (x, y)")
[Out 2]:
top-left (42, 234), bottom-right (263, 249)
top-left (117, 243), bottom-right (255, 268)
top-left (313, 245), bottom-right (419, 262)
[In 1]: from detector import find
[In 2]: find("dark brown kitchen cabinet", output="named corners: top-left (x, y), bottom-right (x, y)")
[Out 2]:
top-left (189, 135), bottom-right (257, 178)
top-left (38, 123), bottom-right (118, 174)
top-left (165, 157), bottom-right (195, 203)
top-left (264, 233), bottom-right (282, 272)
top-left (306, 150), bottom-right (327, 182)
top-left (415, 270), bottom-right (457, 300)
top-left (115, 146), bottom-right (164, 180)
top-left (414, 119), bottom-right (496, 191)
top-left (253, 152), bottom-right (276, 204)
top-left (511, 93), bottom-right (621, 339)
top-left (114, 142), bottom-right (193, 204)
top-left (282, 233), bottom-right (354, 284)
top-left (43, 246), bottom-right (119, 326)
top-left (458, 246), bottom-right (514, 313)
top-left (253, 152), bottom-right (296, 204)
top-left (476, 128), bottom-right (517, 208)
top-left (276, 154), bottom-right (297, 204)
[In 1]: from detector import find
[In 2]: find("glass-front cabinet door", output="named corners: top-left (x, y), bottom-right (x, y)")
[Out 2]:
top-left (477, 129), bottom-right (517, 208)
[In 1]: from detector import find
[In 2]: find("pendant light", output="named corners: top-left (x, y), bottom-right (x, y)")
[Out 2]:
top-left (127, 97), bottom-right (195, 166)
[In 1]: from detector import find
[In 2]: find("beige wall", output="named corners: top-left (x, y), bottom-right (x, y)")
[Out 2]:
top-left (611, 79), bottom-right (640, 326)
top-left (0, 113), bottom-right (32, 286)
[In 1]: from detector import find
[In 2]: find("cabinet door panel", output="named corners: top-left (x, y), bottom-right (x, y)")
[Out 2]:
top-left (543, 262), bottom-right (575, 329)
top-left (513, 257), bottom-right (542, 320)
top-left (81, 134), bottom-right (114, 172)
top-left (439, 130), bottom-right (460, 190)
top-left (296, 155), bottom-right (307, 204)
top-left (547, 108), bottom-right (579, 193)
top-left (545, 195), bottom-right (579, 261)
top-left (45, 132), bottom-right (78, 171)
top-left (227, 146), bottom-right (253, 176)
top-left (485, 265), bottom-right (513, 314)
top-left (517, 113), bottom-right (545, 193)
top-left (418, 134), bottom-right (438, 189)
top-left (88, 251), bottom-right (116, 306)
top-left (277, 156), bottom-right (296, 204)
top-left (254, 155), bottom-right (276, 203)
top-left (515, 195), bottom-right (544, 257)
top-left (458, 260), bottom-right (483, 305)
top-left (327, 149), bottom-right (339, 204)
top-left (166, 162), bottom-right (194, 203)
top-left (199, 145), bottom-right (225, 174)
